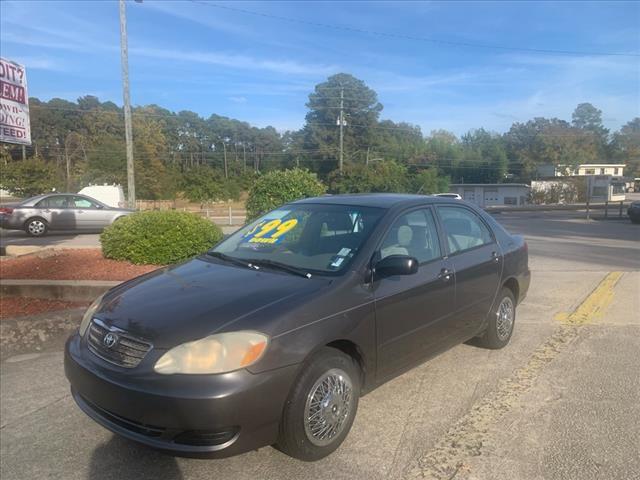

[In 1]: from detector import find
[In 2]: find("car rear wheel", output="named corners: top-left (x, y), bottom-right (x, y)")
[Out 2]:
top-left (25, 218), bottom-right (48, 237)
top-left (477, 287), bottom-right (516, 349)
top-left (276, 347), bottom-right (360, 461)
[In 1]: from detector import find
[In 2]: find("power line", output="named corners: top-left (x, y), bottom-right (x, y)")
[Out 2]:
top-left (190, 1), bottom-right (640, 58)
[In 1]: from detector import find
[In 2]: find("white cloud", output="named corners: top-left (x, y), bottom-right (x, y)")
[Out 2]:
top-left (14, 56), bottom-right (63, 71)
top-left (229, 96), bottom-right (247, 103)
top-left (130, 46), bottom-right (340, 76)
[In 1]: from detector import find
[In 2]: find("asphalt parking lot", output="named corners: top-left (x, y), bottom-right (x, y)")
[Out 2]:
top-left (1, 211), bottom-right (638, 480)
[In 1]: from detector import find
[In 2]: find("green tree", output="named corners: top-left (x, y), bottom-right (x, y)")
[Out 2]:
top-left (328, 160), bottom-right (409, 194)
top-left (301, 73), bottom-right (383, 175)
top-left (610, 118), bottom-right (640, 177)
top-left (503, 117), bottom-right (599, 181)
top-left (0, 158), bottom-right (61, 197)
top-left (572, 103), bottom-right (609, 138)
top-left (572, 103), bottom-right (609, 157)
top-left (459, 129), bottom-right (507, 183)
top-left (410, 168), bottom-right (450, 194)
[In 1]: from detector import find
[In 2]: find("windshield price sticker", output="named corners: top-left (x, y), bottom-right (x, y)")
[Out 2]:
top-left (242, 218), bottom-right (298, 245)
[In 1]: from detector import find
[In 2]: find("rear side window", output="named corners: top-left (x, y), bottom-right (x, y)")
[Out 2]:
top-left (380, 208), bottom-right (441, 263)
top-left (36, 196), bottom-right (68, 208)
top-left (437, 206), bottom-right (493, 254)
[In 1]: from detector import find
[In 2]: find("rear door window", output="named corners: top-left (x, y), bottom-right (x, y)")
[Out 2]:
top-left (437, 206), bottom-right (493, 254)
top-left (36, 196), bottom-right (69, 208)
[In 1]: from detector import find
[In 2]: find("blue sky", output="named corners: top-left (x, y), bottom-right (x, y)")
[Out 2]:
top-left (1, 0), bottom-right (638, 135)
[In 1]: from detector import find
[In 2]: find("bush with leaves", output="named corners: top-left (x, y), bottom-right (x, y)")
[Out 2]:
top-left (101, 210), bottom-right (222, 265)
top-left (0, 158), bottom-right (61, 197)
top-left (246, 168), bottom-right (326, 220)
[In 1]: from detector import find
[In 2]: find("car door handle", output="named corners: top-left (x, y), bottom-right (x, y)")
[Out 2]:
top-left (491, 251), bottom-right (500, 263)
top-left (438, 268), bottom-right (452, 282)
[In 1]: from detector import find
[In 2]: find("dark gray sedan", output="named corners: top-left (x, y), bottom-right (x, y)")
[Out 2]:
top-left (0, 193), bottom-right (133, 236)
top-left (65, 194), bottom-right (530, 461)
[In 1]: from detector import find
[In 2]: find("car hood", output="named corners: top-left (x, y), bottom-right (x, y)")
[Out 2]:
top-left (96, 256), bottom-right (329, 348)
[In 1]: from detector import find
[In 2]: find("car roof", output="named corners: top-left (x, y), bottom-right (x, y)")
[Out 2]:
top-left (291, 193), bottom-right (453, 209)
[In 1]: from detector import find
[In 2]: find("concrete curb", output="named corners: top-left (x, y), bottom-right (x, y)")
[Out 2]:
top-left (1, 279), bottom-right (120, 302)
top-left (1, 244), bottom-right (102, 258)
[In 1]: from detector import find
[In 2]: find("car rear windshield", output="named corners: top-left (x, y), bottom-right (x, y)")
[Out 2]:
top-left (212, 203), bottom-right (385, 274)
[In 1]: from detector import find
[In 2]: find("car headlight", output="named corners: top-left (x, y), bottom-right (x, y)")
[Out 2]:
top-left (154, 331), bottom-right (268, 375)
top-left (79, 293), bottom-right (105, 337)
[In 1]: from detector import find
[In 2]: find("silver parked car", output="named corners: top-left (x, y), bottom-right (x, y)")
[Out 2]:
top-left (0, 193), bottom-right (134, 237)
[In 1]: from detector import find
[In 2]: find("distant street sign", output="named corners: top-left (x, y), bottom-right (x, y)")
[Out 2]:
top-left (0, 57), bottom-right (31, 145)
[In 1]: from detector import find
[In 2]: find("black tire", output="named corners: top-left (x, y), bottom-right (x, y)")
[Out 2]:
top-left (24, 218), bottom-right (48, 237)
top-left (276, 347), bottom-right (361, 461)
top-left (476, 287), bottom-right (516, 350)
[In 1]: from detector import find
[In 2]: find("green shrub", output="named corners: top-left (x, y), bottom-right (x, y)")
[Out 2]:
top-left (246, 168), bottom-right (326, 220)
top-left (101, 210), bottom-right (223, 265)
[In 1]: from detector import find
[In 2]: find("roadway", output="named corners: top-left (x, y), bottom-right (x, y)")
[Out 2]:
top-left (0, 211), bottom-right (639, 480)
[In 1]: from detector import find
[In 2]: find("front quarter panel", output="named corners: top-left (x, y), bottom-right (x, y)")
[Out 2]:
top-left (242, 273), bottom-right (377, 390)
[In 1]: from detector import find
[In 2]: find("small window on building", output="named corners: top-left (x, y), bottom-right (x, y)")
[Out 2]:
top-left (600, 168), bottom-right (605, 174)
top-left (504, 197), bottom-right (517, 205)
top-left (614, 168), bottom-right (619, 175)
top-left (585, 168), bottom-right (595, 175)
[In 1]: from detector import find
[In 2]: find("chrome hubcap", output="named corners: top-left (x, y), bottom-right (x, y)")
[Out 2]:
top-left (496, 296), bottom-right (515, 341)
top-left (28, 221), bottom-right (45, 235)
top-left (304, 368), bottom-right (353, 446)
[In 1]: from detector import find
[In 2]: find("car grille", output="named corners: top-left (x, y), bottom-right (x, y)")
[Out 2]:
top-left (87, 319), bottom-right (152, 368)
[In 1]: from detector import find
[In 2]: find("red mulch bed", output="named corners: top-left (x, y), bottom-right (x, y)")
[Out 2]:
top-left (0, 249), bottom-right (159, 281)
top-left (0, 297), bottom-right (89, 319)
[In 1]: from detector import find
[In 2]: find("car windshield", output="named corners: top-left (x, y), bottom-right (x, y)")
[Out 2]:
top-left (211, 204), bottom-right (385, 275)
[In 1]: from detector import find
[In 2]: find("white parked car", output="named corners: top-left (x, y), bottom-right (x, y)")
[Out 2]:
top-left (434, 193), bottom-right (463, 200)
top-left (78, 185), bottom-right (126, 208)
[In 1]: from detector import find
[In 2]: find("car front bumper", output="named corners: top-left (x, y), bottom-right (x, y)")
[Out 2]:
top-left (64, 333), bottom-right (299, 458)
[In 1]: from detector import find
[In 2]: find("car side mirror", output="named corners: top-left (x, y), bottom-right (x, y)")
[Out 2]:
top-left (374, 255), bottom-right (419, 278)
top-left (96, 204), bottom-right (104, 209)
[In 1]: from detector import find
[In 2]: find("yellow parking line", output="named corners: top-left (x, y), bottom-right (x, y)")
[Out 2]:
top-left (554, 271), bottom-right (624, 325)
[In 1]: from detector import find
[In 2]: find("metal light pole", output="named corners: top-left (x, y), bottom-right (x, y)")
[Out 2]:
top-left (338, 86), bottom-right (344, 173)
top-left (119, 0), bottom-right (135, 208)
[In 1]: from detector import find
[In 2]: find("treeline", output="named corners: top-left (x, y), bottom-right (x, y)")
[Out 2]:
top-left (1, 73), bottom-right (638, 200)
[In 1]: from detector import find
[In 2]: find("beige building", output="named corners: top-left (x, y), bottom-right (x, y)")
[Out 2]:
top-left (537, 163), bottom-right (626, 177)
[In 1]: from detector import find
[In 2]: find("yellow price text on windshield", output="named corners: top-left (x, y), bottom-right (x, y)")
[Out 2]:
top-left (248, 219), bottom-right (298, 244)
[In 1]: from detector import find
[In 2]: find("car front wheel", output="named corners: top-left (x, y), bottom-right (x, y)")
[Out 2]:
top-left (276, 347), bottom-right (360, 461)
top-left (25, 218), bottom-right (48, 237)
top-left (477, 287), bottom-right (516, 349)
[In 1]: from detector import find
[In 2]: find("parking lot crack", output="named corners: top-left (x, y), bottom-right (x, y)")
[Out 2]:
top-left (405, 271), bottom-right (624, 480)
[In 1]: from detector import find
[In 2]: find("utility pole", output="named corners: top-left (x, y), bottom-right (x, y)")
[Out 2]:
top-left (243, 144), bottom-right (246, 172)
top-left (119, 0), bottom-right (135, 208)
top-left (338, 86), bottom-right (344, 173)
top-left (366, 146), bottom-right (370, 166)
top-left (222, 141), bottom-right (228, 178)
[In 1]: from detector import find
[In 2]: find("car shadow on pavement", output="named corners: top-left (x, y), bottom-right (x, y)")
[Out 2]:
top-left (88, 435), bottom-right (183, 480)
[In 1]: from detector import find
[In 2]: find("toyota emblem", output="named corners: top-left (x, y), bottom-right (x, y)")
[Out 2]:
top-left (103, 332), bottom-right (118, 349)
